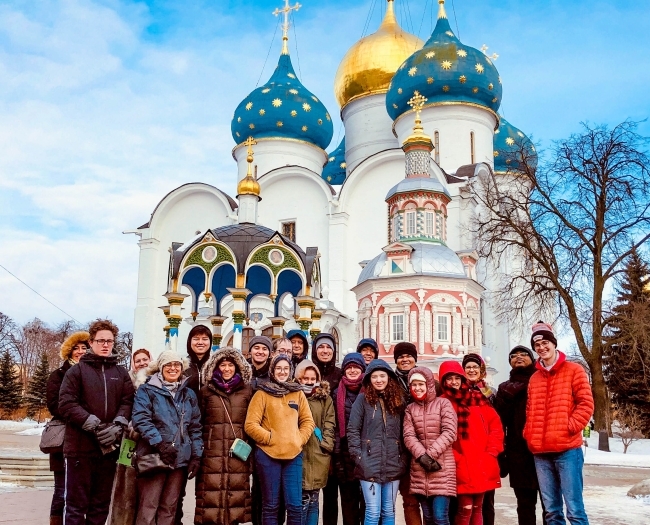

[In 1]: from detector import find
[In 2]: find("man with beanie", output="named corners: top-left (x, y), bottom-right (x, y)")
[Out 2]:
top-left (184, 324), bottom-right (213, 395)
top-left (494, 346), bottom-right (545, 525)
top-left (356, 338), bottom-right (378, 365)
top-left (392, 342), bottom-right (423, 525)
top-left (287, 329), bottom-right (309, 366)
top-left (248, 335), bottom-right (272, 391)
top-left (58, 319), bottom-right (134, 525)
top-left (524, 322), bottom-right (594, 525)
top-left (311, 333), bottom-right (342, 525)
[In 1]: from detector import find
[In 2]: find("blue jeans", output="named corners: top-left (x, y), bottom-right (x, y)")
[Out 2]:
top-left (301, 489), bottom-right (320, 525)
top-left (534, 448), bottom-right (589, 525)
top-left (360, 480), bottom-right (400, 525)
top-left (417, 495), bottom-right (450, 525)
top-left (256, 448), bottom-right (303, 525)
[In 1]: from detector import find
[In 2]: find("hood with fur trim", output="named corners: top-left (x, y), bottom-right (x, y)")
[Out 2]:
top-left (309, 380), bottom-right (330, 400)
top-left (60, 331), bottom-right (90, 361)
top-left (201, 346), bottom-right (252, 387)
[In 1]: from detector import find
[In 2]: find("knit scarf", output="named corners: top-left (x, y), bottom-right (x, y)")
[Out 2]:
top-left (394, 367), bottom-right (410, 393)
top-left (212, 369), bottom-right (242, 394)
top-left (299, 382), bottom-right (320, 396)
top-left (257, 377), bottom-right (303, 397)
top-left (338, 374), bottom-right (364, 438)
top-left (442, 382), bottom-right (488, 440)
top-left (157, 373), bottom-right (180, 397)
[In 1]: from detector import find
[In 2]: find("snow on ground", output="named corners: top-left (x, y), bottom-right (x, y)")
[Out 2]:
top-left (583, 485), bottom-right (650, 524)
top-left (0, 482), bottom-right (20, 494)
top-left (14, 427), bottom-right (44, 436)
top-left (583, 435), bottom-right (650, 468)
top-left (0, 419), bottom-right (45, 432)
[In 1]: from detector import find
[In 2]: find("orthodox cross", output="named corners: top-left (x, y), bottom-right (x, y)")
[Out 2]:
top-left (407, 91), bottom-right (428, 132)
top-left (480, 44), bottom-right (499, 61)
top-left (273, 0), bottom-right (302, 55)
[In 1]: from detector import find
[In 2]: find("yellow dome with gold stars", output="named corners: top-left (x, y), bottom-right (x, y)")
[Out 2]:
top-left (333, 0), bottom-right (423, 109)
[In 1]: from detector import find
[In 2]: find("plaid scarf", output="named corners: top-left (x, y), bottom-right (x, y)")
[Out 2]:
top-left (442, 383), bottom-right (489, 440)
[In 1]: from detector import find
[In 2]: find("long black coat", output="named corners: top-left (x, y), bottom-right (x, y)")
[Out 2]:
top-left (331, 386), bottom-right (361, 483)
top-left (45, 360), bottom-right (72, 471)
top-left (59, 353), bottom-right (134, 457)
top-left (493, 364), bottom-right (539, 489)
top-left (347, 392), bottom-right (407, 483)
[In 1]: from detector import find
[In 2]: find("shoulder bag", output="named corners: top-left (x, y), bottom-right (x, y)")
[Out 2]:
top-left (220, 396), bottom-right (252, 462)
top-left (39, 419), bottom-right (66, 454)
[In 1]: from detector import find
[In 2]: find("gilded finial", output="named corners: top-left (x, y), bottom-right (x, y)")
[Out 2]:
top-left (402, 91), bottom-right (433, 150)
top-left (480, 44), bottom-right (499, 61)
top-left (438, 0), bottom-right (447, 20)
top-left (273, 0), bottom-right (302, 55)
top-left (237, 136), bottom-right (261, 197)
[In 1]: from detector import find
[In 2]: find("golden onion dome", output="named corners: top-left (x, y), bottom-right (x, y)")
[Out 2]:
top-left (334, 0), bottom-right (423, 109)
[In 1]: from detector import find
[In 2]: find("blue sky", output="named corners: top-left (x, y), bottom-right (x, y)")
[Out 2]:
top-left (0, 0), bottom-right (648, 332)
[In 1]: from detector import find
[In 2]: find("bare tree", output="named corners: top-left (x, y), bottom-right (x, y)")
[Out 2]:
top-left (614, 405), bottom-right (645, 453)
top-left (10, 318), bottom-right (62, 388)
top-left (471, 121), bottom-right (650, 440)
top-left (0, 312), bottom-right (18, 354)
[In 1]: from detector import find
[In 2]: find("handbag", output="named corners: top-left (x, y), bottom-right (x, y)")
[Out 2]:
top-left (220, 397), bottom-right (252, 462)
top-left (39, 419), bottom-right (66, 454)
top-left (135, 405), bottom-right (183, 476)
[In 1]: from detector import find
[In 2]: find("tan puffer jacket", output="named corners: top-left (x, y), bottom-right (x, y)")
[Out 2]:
top-left (403, 367), bottom-right (458, 497)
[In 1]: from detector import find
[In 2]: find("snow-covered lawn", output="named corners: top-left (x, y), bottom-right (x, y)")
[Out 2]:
top-left (0, 419), bottom-right (45, 433)
top-left (583, 435), bottom-right (650, 468)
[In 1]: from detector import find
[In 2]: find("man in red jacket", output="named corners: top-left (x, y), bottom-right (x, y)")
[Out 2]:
top-left (524, 321), bottom-right (594, 525)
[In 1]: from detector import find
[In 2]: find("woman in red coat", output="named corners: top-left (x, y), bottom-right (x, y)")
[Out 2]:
top-left (439, 361), bottom-right (504, 525)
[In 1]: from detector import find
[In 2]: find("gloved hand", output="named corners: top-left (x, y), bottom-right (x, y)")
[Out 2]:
top-left (187, 457), bottom-right (201, 479)
top-left (82, 414), bottom-right (101, 432)
top-left (417, 454), bottom-right (441, 472)
top-left (313, 427), bottom-right (323, 442)
top-left (157, 442), bottom-right (178, 466)
top-left (96, 423), bottom-right (123, 446)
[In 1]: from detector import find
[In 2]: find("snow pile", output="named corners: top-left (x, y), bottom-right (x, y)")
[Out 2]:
top-left (583, 435), bottom-right (650, 468)
top-left (15, 426), bottom-right (45, 436)
top-left (0, 419), bottom-right (46, 432)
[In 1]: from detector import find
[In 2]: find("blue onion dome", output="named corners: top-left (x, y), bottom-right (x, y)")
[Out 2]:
top-left (322, 136), bottom-right (346, 185)
top-left (386, 0), bottom-right (502, 122)
top-left (493, 116), bottom-right (537, 173)
top-left (231, 52), bottom-right (333, 150)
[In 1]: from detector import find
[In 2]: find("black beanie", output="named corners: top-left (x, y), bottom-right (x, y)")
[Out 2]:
top-left (530, 321), bottom-right (557, 348)
top-left (509, 345), bottom-right (535, 362)
top-left (393, 342), bottom-right (417, 362)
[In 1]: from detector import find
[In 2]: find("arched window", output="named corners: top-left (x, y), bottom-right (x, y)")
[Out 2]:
top-left (404, 203), bottom-right (417, 237)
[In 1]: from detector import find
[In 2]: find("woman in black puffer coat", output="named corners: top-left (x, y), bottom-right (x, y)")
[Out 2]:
top-left (347, 359), bottom-right (407, 525)
top-left (332, 353), bottom-right (367, 525)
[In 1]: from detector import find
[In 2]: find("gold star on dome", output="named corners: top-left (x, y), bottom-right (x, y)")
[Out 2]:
top-left (236, 132), bottom-right (241, 137)
top-left (291, 110), bottom-right (297, 117)
top-left (327, 175), bottom-right (332, 181)
top-left (287, 73), bottom-right (296, 79)
top-left (259, 109), bottom-right (266, 115)
top-left (472, 87), bottom-right (479, 93)
top-left (277, 121), bottom-right (283, 127)
top-left (506, 159), bottom-right (511, 164)
top-left (506, 137), bottom-right (515, 146)
top-left (272, 98), bottom-right (282, 107)
top-left (289, 89), bottom-right (298, 94)
top-left (318, 119), bottom-right (323, 125)
top-left (425, 51), bottom-right (436, 59)
top-left (457, 49), bottom-right (467, 58)
top-left (237, 117), bottom-right (241, 122)
top-left (340, 162), bottom-right (347, 169)
top-left (498, 76), bottom-right (502, 84)
top-left (302, 103), bottom-right (311, 112)
top-left (301, 125), bottom-right (308, 131)
top-left (488, 83), bottom-right (494, 90)
top-left (427, 77), bottom-right (434, 84)
top-left (325, 113), bottom-right (331, 121)
top-left (398, 88), bottom-right (403, 94)
top-left (262, 88), bottom-right (271, 93)
top-left (493, 151), bottom-right (499, 157)
top-left (459, 75), bottom-right (466, 83)
top-left (245, 102), bottom-right (253, 110)
top-left (441, 61), bottom-right (452, 70)
top-left (445, 31), bottom-right (454, 37)
top-left (492, 97), bottom-right (498, 103)
top-left (475, 63), bottom-right (484, 73)
top-left (249, 123), bottom-right (255, 129)
top-left (408, 66), bottom-right (418, 77)
top-left (393, 103), bottom-right (398, 108)
top-left (442, 85), bottom-right (450, 92)
top-left (311, 96), bottom-right (319, 102)
top-left (517, 131), bottom-right (524, 137)
top-left (495, 128), bottom-right (500, 134)
top-left (329, 156), bottom-right (335, 162)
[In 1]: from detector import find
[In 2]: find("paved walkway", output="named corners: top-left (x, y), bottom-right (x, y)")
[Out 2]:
top-left (0, 430), bottom-right (648, 524)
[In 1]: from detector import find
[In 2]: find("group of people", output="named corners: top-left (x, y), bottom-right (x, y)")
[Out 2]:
top-left (45, 319), bottom-right (594, 525)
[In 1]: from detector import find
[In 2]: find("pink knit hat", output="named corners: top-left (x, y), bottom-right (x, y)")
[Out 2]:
top-left (530, 321), bottom-right (557, 347)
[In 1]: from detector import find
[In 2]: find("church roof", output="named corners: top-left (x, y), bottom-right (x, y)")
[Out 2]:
top-left (493, 116), bottom-right (537, 173)
top-left (231, 53), bottom-right (333, 150)
top-left (386, 0), bottom-right (501, 122)
top-left (386, 175), bottom-right (450, 200)
top-left (321, 136), bottom-right (346, 185)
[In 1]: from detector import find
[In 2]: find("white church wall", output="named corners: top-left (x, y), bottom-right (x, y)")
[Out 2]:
top-left (342, 94), bottom-right (401, 172)
top-left (393, 105), bottom-right (496, 174)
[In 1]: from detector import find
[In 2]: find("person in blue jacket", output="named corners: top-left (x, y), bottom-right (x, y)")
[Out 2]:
top-left (132, 350), bottom-right (203, 525)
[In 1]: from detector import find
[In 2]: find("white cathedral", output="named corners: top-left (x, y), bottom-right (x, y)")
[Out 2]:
top-left (129, 0), bottom-right (536, 383)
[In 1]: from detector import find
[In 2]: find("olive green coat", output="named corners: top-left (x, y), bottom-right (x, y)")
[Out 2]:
top-left (302, 381), bottom-right (336, 490)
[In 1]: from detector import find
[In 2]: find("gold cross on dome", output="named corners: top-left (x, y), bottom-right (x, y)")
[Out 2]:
top-left (243, 136), bottom-right (257, 156)
top-left (273, 0), bottom-right (301, 54)
top-left (407, 91), bottom-right (428, 135)
top-left (480, 44), bottom-right (499, 61)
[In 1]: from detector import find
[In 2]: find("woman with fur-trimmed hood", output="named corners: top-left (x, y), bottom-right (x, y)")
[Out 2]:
top-left (45, 331), bottom-right (89, 525)
top-left (194, 347), bottom-right (254, 525)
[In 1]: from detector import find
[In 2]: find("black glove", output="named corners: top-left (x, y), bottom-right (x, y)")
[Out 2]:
top-left (187, 457), bottom-right (201, 479)
top-left (417, 454), bottom-right (442, 472)
top-left (96, 423), bottom-right (123, 446)
top-left (157, 442), bottom-right (178, 466)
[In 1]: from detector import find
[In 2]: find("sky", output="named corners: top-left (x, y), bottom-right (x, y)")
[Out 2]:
top-left (0, 0), bottom-right (649, 333)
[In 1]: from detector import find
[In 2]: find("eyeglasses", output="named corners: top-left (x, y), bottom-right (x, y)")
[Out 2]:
top-left (275, 367), bottom-right (291, 373)
top-left (93, 339), bottom-right (114, 346)
top-left (510, 352), bottom-right (530, 359)
top-left (163, 363), bottom-right (182, 369)
top-left (464, 365), bottom-right (480, 371)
